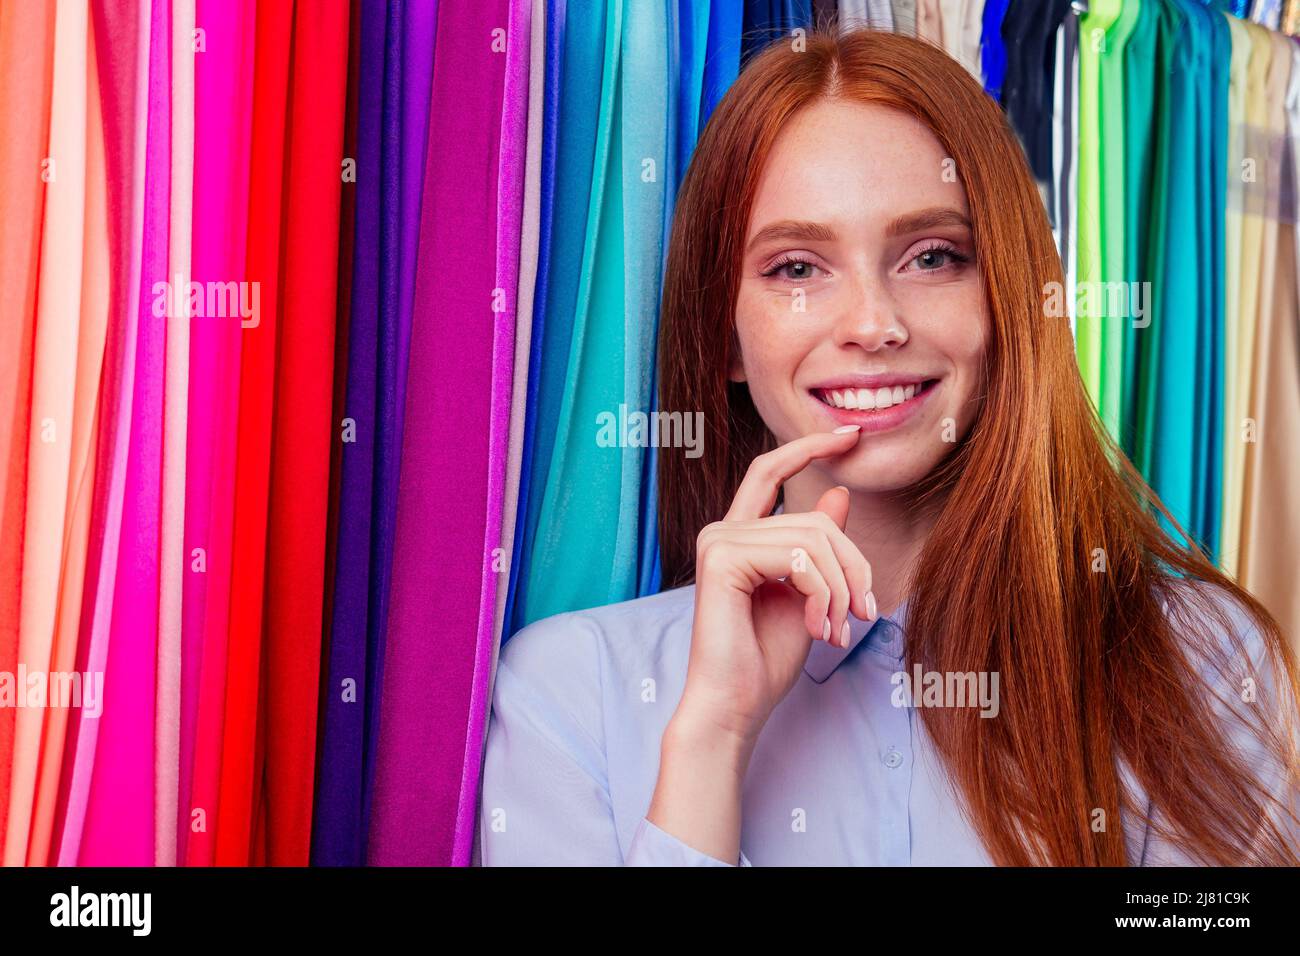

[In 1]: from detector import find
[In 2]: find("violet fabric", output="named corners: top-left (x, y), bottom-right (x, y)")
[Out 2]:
top-left (367, 0), bottom-right (508, 865)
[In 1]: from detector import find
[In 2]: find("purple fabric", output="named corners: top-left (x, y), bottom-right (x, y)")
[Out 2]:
top-left (313, 0), bottom-right (385, 868)
top-left (453, 0), bottom-right (531, 866)
top-left (314, 0), bottom-right (438, 866)
top-left (367, 0), bottom-right (508, 865)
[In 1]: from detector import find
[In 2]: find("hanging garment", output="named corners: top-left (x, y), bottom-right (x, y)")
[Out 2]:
top-left (260, 0), bottom-right (350, 866)
top-left (979, 0), bottom-right (1010, 100)
top-left (367, 0), bottom-right (510, 867)
top-left (1240, 33), bottom-right (1297, 647)
top-left (892, 0), bottom-right (918, 34)
top-left (211, 0), bottom-right (292, 867)
top-left (485, 0), bottom-right (548, 847)
top-left (521, 0), bottom-right (632, 626)
top-left (1193, 4), bottom-right (1228, 562)
top-left (179, 0), bottom-right (257, 868)
top-left (1121, 0), bottom-right (1158, 460)
top-left (1228, 22), bottom-right (1273, 577)
top-left (79, 0), bottom-right (172, 867)
top-left (7, 0), bottom-right (90, 867)
top-left (0, 2), bottom-right (55, 864)
top-left (153, 0), bottom-right (194, 869)
top-left (1220, 16), bottom-right (1252, 579)
top-left (1074, 1), bottom-right (1119, 417)
top-left (311, 0), bottom-right (387, 869)
top-left (1097, 0), bottom-right (1141, 446)
top-left (25, 4), bottom-right (110, 868)
top-left (509, 2), bottom-right (605, 635)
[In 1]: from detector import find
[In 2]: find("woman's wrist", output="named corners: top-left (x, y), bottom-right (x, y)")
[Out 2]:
top-left (646, 714), bottom-right (751, 865)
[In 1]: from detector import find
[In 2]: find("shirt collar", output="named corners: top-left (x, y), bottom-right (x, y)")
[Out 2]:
top-left (803, 595), bottom-right (909, 683)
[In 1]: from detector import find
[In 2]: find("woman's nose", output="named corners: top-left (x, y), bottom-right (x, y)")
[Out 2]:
top-left (829, 270), bottom-right (909, 351)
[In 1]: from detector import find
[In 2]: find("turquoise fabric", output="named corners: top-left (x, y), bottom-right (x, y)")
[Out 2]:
top-left (510, 1), bottom-right (606, 634)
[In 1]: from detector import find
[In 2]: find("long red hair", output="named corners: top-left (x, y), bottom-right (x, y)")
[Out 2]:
top-left (656, 26), bottom-right (1300, 865)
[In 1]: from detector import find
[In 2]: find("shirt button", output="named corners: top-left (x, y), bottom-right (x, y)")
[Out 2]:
top-left (883, 748), bottom-right (903, 769)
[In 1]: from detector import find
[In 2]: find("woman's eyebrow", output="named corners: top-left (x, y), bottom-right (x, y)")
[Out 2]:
top-left (744, 219), bottom-right (837, 253)
top-left (885, 207), bottom-right (971, 236)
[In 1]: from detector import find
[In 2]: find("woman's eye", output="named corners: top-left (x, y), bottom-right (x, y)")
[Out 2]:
top-left (906, 245), bottom-right (968, 272)
top-left (762, 258), bottom-right (823, 281)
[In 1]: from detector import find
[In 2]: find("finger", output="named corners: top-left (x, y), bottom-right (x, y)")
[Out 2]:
top-left (811, 486), bottom-right (873, 621)
top-left (707, 511), bottom-right (874, 621)
top-left (698, 538), bottom-right (834, 641)
top-left (697, 524), bottom-right (852, 646)
top-left (724, 426), bottom-right (863, 522)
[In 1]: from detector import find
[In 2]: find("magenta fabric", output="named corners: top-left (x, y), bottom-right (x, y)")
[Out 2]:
top-left (453, 0), bottom-right (532, 866)
top-left (79, 0), bottom-right (171, 865)
top-left (177, 0), bottom-right (255, 865)
top-left (367, 0), bottom-right (509, 865)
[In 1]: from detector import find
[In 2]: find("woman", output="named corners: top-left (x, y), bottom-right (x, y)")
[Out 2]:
top-left (478, 26), bottom-right (1300, 866)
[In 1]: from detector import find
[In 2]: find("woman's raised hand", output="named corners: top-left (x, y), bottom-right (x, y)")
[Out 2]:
top-left (675, 425), bottom-right (875, 749)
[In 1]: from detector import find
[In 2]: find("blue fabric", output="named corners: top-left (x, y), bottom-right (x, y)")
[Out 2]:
top-left (980, 0), bottom-right (1011, 101)
top-left (700, 0), bottom-right (742, 129)
top-left (503, 0), bottom-right (567, 640)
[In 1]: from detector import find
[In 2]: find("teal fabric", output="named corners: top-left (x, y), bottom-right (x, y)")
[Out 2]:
top-left (1143, 0), bottom-right (1198, 543)
top-left (512, 2), bottom-right (607, 633)
top-left (524, 0), bottom-right (629, 623)
top-left (1199, 4), bottom-right (1227, 561)
top-left (621, 0), bottom-right (670, 599)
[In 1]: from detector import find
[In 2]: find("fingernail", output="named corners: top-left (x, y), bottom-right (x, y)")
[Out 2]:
top-left (832, 424), bottom-right (861, 434)
top-left (822, 618), bottom-right (831, 642)
top-left (865, 590), bottom-right (877, 620)
top-left (840, 620), bottom-right (851, 649)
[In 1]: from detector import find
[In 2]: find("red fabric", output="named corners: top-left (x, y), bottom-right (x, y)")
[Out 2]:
top-left (214, 0), bottom-right (293, 866)
top-left (260, 0), bottom-right (351, 866)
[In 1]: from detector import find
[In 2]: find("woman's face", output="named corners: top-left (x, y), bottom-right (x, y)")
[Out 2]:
top-left (732, 97), bottom-right (989, 492)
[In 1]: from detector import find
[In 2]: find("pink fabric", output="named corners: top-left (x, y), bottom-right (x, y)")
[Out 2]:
top-left (155, 0), bottom-right (195, 868)
top-left (79, 0), bottom-right (171, 866)
top-left (181, 0), bottom-right (255, 867)
top-left (55, 0), bottom-right (149, 865)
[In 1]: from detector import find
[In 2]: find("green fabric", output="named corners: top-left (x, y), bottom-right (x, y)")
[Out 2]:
top-left (1097, 0), bottom-right (1140, 444)
top-left (1074, 3), bottom-right (1118, 409)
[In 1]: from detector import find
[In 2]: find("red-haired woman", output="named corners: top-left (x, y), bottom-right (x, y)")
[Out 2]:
top-left (479, 26), bottom-right (1300, 866)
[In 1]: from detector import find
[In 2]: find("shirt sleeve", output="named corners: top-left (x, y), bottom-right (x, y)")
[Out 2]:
top-left (1139, 588), bottom-right (1300, 865)
top-left (479, 615), bottom-right (752, 867)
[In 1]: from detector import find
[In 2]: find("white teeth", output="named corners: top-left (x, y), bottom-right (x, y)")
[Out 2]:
top-left (818, 383), bottom-right (925, 410)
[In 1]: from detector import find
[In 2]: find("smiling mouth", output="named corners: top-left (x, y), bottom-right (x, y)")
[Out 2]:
top-left (812, 379), bottom-right (939, 411)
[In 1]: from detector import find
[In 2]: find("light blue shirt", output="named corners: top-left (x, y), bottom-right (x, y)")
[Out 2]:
top-left (479, 580), bottom-right (1295, 865)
